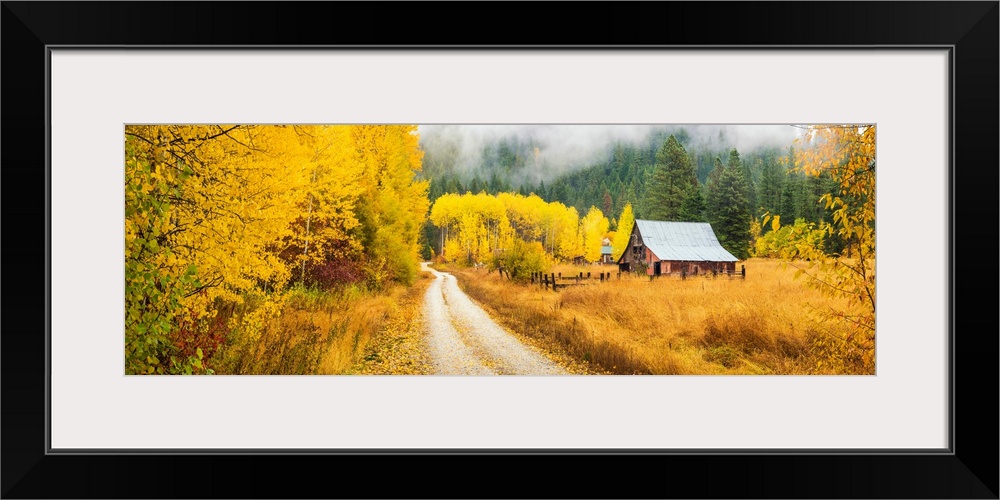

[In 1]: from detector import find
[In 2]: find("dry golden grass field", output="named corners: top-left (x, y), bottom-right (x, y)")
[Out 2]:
top-left (448, 258), bottom-right (866, 375)
top-left (211, 273), bottom-right (433, 375)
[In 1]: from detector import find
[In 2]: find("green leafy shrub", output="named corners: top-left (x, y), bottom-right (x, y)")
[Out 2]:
top-left (490, 239), bottom-right (550, 283)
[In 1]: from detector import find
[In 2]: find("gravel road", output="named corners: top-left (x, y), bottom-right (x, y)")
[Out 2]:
top-left (422, 263), bottom-right (567, 375)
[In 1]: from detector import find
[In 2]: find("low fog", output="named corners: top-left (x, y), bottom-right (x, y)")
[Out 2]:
top-left (417, 124), bottom-right (804, 183)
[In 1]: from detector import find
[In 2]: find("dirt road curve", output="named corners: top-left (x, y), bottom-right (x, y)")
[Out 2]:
top-left (421, 263), bottom-right (567, 375)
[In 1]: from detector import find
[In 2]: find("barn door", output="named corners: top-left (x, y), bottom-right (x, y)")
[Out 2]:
top-left (653, 261), bottom-right (661, 276)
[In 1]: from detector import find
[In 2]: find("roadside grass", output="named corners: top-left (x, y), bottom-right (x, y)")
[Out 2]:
top-left (348, 270), bottom-right (435, 375)
top-left (447, 258), bottom-right (858, 375)
top-left (210, 271), bottom-right (433, 375)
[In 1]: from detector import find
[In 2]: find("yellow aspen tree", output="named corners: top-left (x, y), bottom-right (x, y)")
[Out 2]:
top-left (125, 125), bottom-right (306, 373)
top-left (555, 205), bottom-right (582, 260)
top-left (429, 193), bottom-right (464, 261)
top-left (497, 192), bottom-right (543, 241)
top-left (611, 202), bottom-right (635, 261)
top-left (793, 124), bottom-right (876, 373)
top-left (280, 125), bottom-right (365, 287)
top-left (580, 206), bottom-right (610, 263)
top-left (350, 125), bottom-right (430, 288)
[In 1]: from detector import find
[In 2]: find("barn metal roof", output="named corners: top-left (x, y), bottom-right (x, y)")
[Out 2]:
top-left (634, 220), bottom-right (739, 262)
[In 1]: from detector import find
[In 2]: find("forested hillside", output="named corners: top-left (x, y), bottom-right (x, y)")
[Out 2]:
top-left (418, 125), bottom-right (846, 260)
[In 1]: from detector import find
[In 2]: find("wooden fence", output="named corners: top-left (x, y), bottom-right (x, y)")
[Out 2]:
top-left (649, 265), bottom-right (746, 282)
top-left (527, 265), bottom-right (746, 291)
top-left (530, 271), bottom-right (626, 290)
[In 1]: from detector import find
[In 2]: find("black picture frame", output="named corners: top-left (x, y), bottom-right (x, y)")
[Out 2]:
top-left (3, 2), bottom-right (997, 498)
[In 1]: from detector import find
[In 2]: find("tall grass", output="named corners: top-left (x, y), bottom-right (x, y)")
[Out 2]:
top-left (209, 276), bottom-right (430, 375)
top-left (449, 258), bottom-right (861, 375)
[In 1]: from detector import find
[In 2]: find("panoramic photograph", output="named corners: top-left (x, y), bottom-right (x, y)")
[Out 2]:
top-left (125, 124), bottom-right (875, 375)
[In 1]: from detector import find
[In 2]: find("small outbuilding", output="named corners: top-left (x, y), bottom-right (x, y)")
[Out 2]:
top-left (616, 219), bottom-right (739, 276)
top-left (599, 244), bottom-right (614, 264)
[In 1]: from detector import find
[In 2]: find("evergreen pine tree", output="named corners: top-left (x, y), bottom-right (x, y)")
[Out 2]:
top-left (727, 148), bottom-right (757, 219)
top-left (780, 171), bottom-right (798, 220)
top-left (679, 183), bottom-right (706, 221)
top-left (469, 175), bottom-right (483, 194)
top-left (445, 174), bottom-right (464, 195)
top-left (644, 135), bottom-right (699, 221)
top-left (706, 157), bottom-right (752, 260)
top-left (705, 157), bottom-right (726, 219)
top-left (602, 184), bottom-right (613, 216)
top-left (758, 155), bottom-right (784, 227)
top-left (551, 181), bottom-right (568, 203)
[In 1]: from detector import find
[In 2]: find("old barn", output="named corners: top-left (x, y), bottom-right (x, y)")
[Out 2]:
top-left (617, 220), bottom-right (739, 276)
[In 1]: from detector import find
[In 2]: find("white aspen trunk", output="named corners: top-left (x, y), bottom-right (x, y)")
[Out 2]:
top-left (301, 164), bottom-right (319, 284)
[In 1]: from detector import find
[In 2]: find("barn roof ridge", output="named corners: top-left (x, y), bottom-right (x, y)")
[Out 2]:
top-left (634, 218), bottom-right (713, 224)
top-left (631, 219), bottom-right (739, 262)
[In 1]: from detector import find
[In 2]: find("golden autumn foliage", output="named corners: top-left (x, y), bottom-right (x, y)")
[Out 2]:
top-left (610, 202), bottom-right (635, 261)
top-left (428, 192), bottom-right (611, 267)
top-left (790, 125), bottom-right (876, 373)
top-left (580, 206), bottom-right (610, 263)
top-left (125, 125), bottom-right (428, 375)
top-left (350, 125), bottom-right (430, 288)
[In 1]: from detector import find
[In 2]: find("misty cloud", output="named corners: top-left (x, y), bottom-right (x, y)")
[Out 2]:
top-left (681, 124), bottom-right (804, 152)
top-left (416, 124), bottom-right (804, 185)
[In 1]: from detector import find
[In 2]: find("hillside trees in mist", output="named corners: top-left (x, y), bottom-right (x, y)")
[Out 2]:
top-left (419, 127), bottom-right (852, 261)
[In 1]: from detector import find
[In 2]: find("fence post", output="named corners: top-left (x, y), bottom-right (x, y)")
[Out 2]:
top-left (741, 265), bottom-right (746, 280)
top-left (682, 268), bottom-right (686, 280)
top-left (587, 272), bottom-right (591, 279)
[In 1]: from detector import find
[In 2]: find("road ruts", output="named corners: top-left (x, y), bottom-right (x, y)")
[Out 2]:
top-left (421, 263), bottom-right (566, 375)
